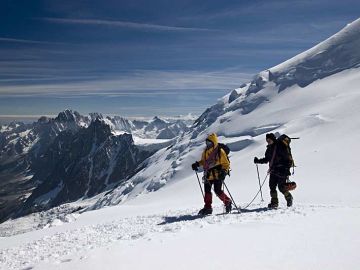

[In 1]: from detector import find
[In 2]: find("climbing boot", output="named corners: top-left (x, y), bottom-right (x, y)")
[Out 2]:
top-left (198, 207), bottom-right (213, 215)
top-left (225, 201), bottom-right (232, 213)
top-left (285, 193), bottom-right (293, 207)
top-left (268, 198), bottom-right (279, 209)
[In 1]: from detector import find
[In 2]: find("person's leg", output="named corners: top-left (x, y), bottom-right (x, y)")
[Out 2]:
top-left (278, 177), bottom-right (293, 207)
top-left (268, 174), bottom-right (279, 208)
top-left (213, 180), bottom-right (231, 205)
top-left (213, 179), bottom-right (232, 213)
top-left (203, 180), bottom-right (213, 209)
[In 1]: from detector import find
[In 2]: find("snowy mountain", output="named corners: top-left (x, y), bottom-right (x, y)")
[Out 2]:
top-left (0, 110), bottom-right (89, 222)
top-left (195, 19), bottom-right (360, 131)
top-left (17, 119), bottom-right (153, 217)
top-left (90, 19), bottom-right (360, 211)
top-left (1, 18), bottom-right (360, 270)
top-left (0, 111), bottom-right (192, 222)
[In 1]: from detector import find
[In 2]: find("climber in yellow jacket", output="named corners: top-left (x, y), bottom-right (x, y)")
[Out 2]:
top-left (192, 133), bottom-right (232, 215)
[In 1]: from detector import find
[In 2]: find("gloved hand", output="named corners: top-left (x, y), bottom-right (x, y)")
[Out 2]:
top-left (254, 157), bottom-right (260, 164)
top-left (192, 161), bottom-right (200, 171)
top-left (219, 169), bottom-right (227, 180)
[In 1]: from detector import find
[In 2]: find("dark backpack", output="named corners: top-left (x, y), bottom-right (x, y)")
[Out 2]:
top-left (277, 134), bottom-right (298, 190)
top-left (218, 143), bottom-right (231, 175)
top-left (218, 143), bottom-right (230, 156)
top-left (277, 134), bottom-right (295, 171)
top-left (218, 143), bottom-right (231, 165)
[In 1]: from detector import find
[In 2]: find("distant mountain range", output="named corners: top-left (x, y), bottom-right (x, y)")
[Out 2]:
top-left (0, 111), bottom-right (193, 222)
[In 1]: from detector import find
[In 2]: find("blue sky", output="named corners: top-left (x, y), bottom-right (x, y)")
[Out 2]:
top-left (0, 0), bottom-right (359, 121)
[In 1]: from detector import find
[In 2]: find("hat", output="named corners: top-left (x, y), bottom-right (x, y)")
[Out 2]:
top-left (266, 133), bottom-right (277, 142)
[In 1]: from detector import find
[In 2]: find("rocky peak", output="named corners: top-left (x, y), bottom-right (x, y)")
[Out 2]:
top-left (89, 112), bottom-right (103, 121)
top-left (55, 109), bottom-right (81, 123)
top-left (37, 116), bottom-right (51, 124)
top-left (87, 119), bottom-right (112, 145)
top-left (152, 116), bottom-right (166, 124)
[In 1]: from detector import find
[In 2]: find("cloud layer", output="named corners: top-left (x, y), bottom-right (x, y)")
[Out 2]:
top-left (1, 0), bottom-right (359, 116)
top-left (0, 69), bottom-right (252, 97)
top-left (42, 17), bottom-right (214, 32)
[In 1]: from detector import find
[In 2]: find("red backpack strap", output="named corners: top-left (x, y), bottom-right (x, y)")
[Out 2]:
top-left (204, 146), bottom-right (219, 171)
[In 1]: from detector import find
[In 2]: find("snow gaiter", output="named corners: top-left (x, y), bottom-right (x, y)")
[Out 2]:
top-left (218, 192), bottom-right (231, 205)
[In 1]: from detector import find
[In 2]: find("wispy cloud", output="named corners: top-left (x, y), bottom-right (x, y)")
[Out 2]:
top-left (0, 37), bottom-right (64, 45)
top-left (0, 69), bottom-right (253, 97)
top-left (183, 0), bottom-right (352, 21)
top-left (41, 17), bottom-right (214, 32)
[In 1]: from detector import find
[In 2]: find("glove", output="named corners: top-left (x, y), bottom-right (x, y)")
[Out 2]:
top-left (254, 157), bottom-right (260, 164)
top-left (219, 169), bottom-right (227, 180)
top-left (192, 161), bottom-right (200, 171)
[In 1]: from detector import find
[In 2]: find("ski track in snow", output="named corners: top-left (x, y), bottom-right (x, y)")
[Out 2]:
top-left (0, 204), bottom-right (344, 270)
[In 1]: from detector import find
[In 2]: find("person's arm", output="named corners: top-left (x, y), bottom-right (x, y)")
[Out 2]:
top-left (219, 149), bottom-right (230, 172)
top-left (192, 151), bottom-right (205, 171)
top-left (255, 148), bottom-right (271, 164)
top-left (198, 151), bottom-right (206, 167)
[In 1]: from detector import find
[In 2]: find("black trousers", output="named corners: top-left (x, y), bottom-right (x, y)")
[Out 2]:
top-left (269, 173), bottom-right (288, 195)
top-left (204, 179), bottom-right (223, 195)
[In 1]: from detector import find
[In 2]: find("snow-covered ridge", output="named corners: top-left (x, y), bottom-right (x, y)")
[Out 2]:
top-left (193, 18), bottom-right (360, 131)
top-left (269, 18), bottom-right (360, 90)
top-left (0, 109), bottom-right (193, 171)
top-left (90, 17), bottom-right (360, 211)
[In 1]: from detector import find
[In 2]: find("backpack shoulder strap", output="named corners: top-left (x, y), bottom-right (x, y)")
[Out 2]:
top-left (269, 145), bottom-right (277, 169)
top-left (204, 146), bottom-right (219, 171)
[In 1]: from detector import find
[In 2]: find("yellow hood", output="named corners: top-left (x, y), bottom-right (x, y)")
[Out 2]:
top-left (206, 133), bottom-right (218, 147)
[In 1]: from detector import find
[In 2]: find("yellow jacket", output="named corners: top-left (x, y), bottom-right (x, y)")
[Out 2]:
top-left (198, 133), bottom-right (230, 181)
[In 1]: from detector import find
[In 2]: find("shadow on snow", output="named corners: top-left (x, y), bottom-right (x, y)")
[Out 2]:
top-left (158, 207), bottom-right (271, 225)
top-left (157, 214), bottom-right (204, 225)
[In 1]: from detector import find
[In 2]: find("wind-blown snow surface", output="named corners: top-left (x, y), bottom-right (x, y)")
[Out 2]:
top-left (2, 20), bottom-right (360, 269)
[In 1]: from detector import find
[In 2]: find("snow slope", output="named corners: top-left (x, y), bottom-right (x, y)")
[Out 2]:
top-left (1, 19), bottom-right (360, 270)
top-left (1, 204), bottom-right (359, 270)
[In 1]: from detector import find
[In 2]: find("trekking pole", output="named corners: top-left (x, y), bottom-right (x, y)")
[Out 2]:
top-left (195, 171), bottom-right (205, 199)
top-left (256, 164), bottom-right (264, 202)
top-left (223, 181), bottom-right (241, 213)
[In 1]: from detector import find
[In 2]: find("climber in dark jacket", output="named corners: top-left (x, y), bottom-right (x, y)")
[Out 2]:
top-left (254, 133), bottom-right (293, 208)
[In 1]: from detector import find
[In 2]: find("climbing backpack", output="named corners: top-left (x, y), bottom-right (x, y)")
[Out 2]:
top-left (218, 143), bottom-right (231, 175)
top-left (218, 143), bottom-right (230, 163)
top-left (277, 134), bottom-right (297, 191)
top-left (218, 143), bottom-right (230, 157)
top-left (277, 134), bottom-right (295, 170)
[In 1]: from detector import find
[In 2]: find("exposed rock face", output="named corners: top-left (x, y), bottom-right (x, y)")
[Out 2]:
top-left (18, 119), bottom-right (152, 216)
top-left (0, 110), bottom-right (191, 222)
top-left (0, 110), bottom-right (89, 222)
